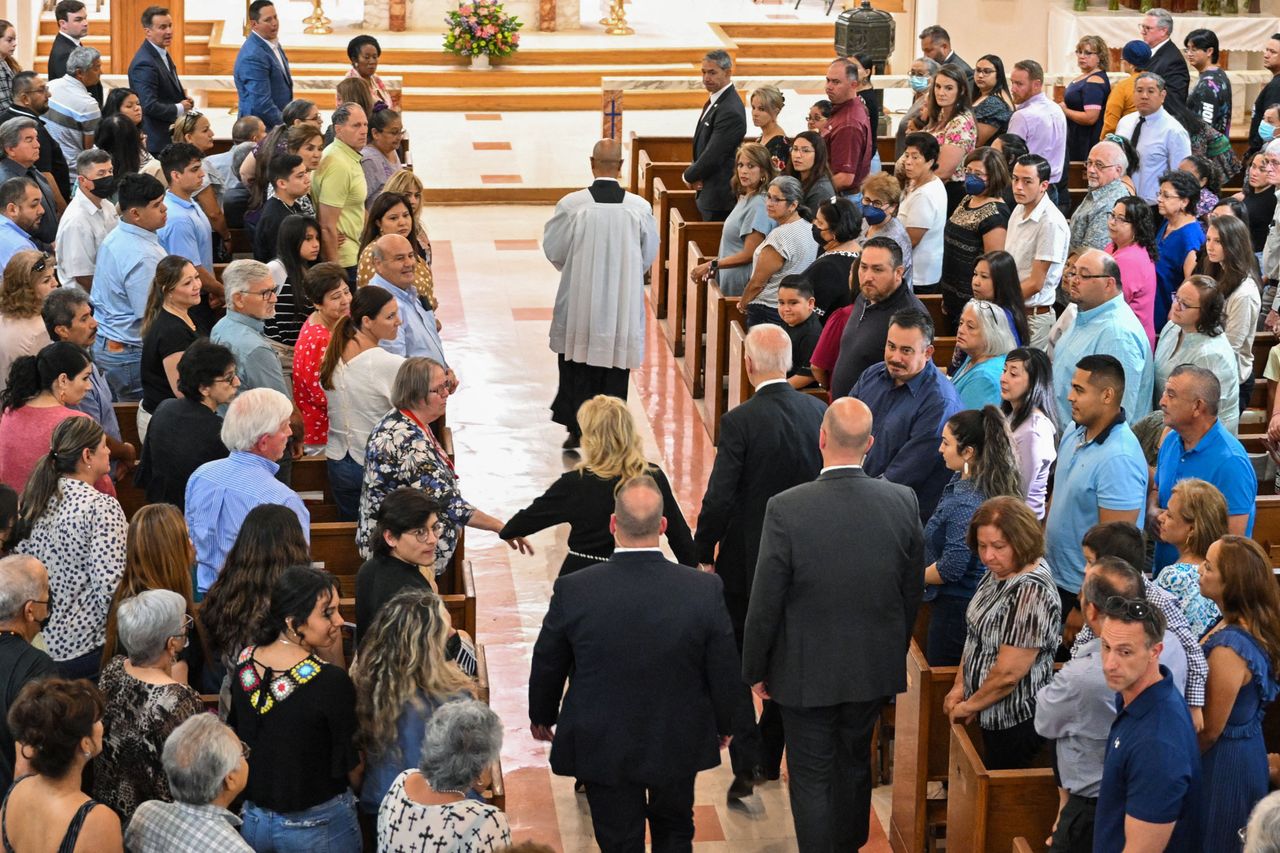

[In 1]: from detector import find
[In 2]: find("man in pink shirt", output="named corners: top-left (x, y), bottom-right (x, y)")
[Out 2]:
top-left (1009, 59), bottom-right (1068, 196)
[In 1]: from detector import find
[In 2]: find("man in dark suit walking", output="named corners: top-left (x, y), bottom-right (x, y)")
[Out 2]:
top-left (919, 25), bottom-right (973, 89)
top-left (1140, 8), bottom-right (1190, 105)
top-left (48, 0), bottom-right (102, 107)
top-left (695, 323), bottom-right (826, 798)
top-left (744, 397), bottom-right (924, 852)
top-left (682, 49), bottom-right (745, 223)
top-left (128, 6), bottom-right (193, 157)
top-left (530, 476), bottom-right (740, 853)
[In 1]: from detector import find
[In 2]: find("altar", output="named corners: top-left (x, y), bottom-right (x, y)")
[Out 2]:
top-left (361, 0), bottom-right (580, 31)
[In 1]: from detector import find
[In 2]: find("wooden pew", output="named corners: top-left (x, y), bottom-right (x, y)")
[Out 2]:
top-left (705, 286), bottom-right (745, 443)
top-left (932, 336), bottom-right (957, 370)
top-left (917, 293), bottom-right (956, 337)
top-left (1254, 494), bottom-right (1280, 565)
top-left (651, 179), bottom-right (697, 327)
top-left (683, 240), bottom-right (717, 397)
top-left (727, 320), bottom-right (753, 412)
top-left (475, 642), bottom-right (490, 705)
top-left (114, 401), bottom-right (141, 450)
top-left (637, 154), bottom-right (688, 208)
top-left (310, 521), bottom-right (362, 596)
top-left (1012, 839), bottom-right (1035, 853)
top-left (628, 133), bottom-right (692, 194)
top-left (663, 211), bottom-right (720, 358)
top-left (889, 641), bottom-right (958, 853)
top-left (945, 722), bottom-right (1058, 853)
top-left (441, 559), bottom-right (478, 640)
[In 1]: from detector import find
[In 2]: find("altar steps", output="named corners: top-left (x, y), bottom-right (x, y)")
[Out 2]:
top-left (33, 17), bottom-right (836, 112)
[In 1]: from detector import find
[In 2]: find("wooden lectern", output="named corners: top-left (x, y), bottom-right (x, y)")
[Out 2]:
top-left (108, 0), bottom-right (185, 75)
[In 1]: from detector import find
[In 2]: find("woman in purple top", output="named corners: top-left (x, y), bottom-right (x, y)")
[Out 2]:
top-left (998, 347), bottom-right (1058, 520)
top-left (1105, 195), bottom-right (1159, 349)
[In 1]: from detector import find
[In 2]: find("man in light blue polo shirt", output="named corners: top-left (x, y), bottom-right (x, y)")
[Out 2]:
top-left (157, 141), bottom-right (223, 310)
top-left (91, 173), bottom-right (168, 401)
top-left (372, 233), bottom-right (451, 371)
top-left (1052, 249), bottom-right (1154, 427)
top-left (0, 177), bottom-right (41, 271)
top-left (1151, 365), bottom-right (1256, 573)
top-left (1045, 354), bottom-right (1149, 615)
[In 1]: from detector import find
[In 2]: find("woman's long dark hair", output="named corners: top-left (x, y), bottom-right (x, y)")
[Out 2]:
top-left (975, 54), bottom-right (1013, 107)
top-left (1113, 195), bottom-right (1159, 263)
top-left (250, 564), bottom-right (339, 648)
top-left (1000, 347), bottom-right (1059, 435)
top-left (102, 87), bottom-right (139, 122)
top-left (319, 285), bottom-right (396, 390)
top-left (945, 405), bottom-right (1023, 500)
top-left (16, 416), bottom-right (104, 540)
top-left (275, 215), bottom-right (321, 326)
top-left (976, 250), bottom-right (1031, 346)
top-left (358, 191), bottom-right (425, 257)
top-left (1, 342), bottom-right (89, 413)
top-left (95, 114), bottom-right (143, 177)
top-left (199, 504), bottom-right (310, 666)
top-left (1198, 214), bottom-right (1261, 300)
top-left (247, 124), bottom-right (289, 213)
top-left (784, 130), bottom-right (834, 196)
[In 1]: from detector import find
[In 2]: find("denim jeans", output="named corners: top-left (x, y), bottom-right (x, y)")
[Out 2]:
top-left (744, 302), bottom-right (783, 329)
top-left (93, 338), bottom-right (143, 402)
top-left (241, 790), bottom-right (360, 853)
top-left (326, 455), bottom-right (364, 522)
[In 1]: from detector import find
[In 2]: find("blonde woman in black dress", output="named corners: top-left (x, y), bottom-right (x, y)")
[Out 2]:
top-left (501, 395), bottom-right (694, 575)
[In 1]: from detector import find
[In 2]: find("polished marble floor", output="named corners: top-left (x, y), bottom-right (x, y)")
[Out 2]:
top-left (421, 205), bottom-right (895, 850)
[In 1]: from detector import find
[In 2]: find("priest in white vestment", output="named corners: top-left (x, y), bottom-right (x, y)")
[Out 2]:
top-left (543, 139), bottom-right (658, 449)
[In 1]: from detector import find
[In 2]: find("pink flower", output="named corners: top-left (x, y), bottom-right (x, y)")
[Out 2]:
top-left (458, 4), bottom-right (472, 13)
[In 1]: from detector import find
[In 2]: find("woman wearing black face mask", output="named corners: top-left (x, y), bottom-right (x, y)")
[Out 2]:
top-left (802, 197), bottom-right (862, 323)
top-left (939, 146), bottom-right (1011, 324)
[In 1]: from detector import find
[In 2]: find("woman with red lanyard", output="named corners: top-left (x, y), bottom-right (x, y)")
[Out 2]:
top-left (354, 357), bottom-right (532, 576)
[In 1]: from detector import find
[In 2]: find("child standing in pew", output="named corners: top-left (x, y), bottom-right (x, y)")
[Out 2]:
top-left (777, 276), bottom-right (822, 390)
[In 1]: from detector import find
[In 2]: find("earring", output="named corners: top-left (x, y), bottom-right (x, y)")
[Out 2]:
top-left (962, 460), bottom-right (970, 478)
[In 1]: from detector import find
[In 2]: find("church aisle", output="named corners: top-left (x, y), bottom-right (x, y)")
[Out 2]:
top-left (427, 204), bottom-right (894, 851)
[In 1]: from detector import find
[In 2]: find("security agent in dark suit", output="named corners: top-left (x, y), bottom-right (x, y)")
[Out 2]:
top-left (743, 397), bottom-right (924, 853)
top-left (682, 49), bottom-right (746, 223)
top-left (694, 323), bottom-right (826, 797)
top-left (48, 0), bottom-right (102, 107)
top-left (919, 25), bottom-right (973, 91)
top-left (1140, 8), bottom-right (1190, 105)
top-left (128, 6), bottom-right (194, 157)
top-left (530, 476), bottom-right (740, 853)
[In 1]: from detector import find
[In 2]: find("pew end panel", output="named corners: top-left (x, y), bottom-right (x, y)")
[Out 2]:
top-left (662, 212), bottom-right (717, 358)
top-left (727, 320), bottom-right (753, 411)
top-left (683, 241), bottom-right (715, 398)
top-left (945, 722), bottom-right (1058, 853)
top-left (628, 134), bottom-right (693, 193)
top-left (706, 289), bottom-right (745, 444)
top-left (889, 641), bottom-right (958, 853)
top-left (475, 642), bottom-right (490, 705)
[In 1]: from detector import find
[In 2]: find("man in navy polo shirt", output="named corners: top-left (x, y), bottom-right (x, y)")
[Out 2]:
top-left (1045, 354), bottom-right (1149, 619)
top-left (1151, 364), bottom-right (1256, 573)
top-left (1095, 598), bottom-right (1201, 851)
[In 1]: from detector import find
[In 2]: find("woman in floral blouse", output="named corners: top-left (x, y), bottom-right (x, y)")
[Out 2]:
top-left (355, 358), bottom-right (531, 574)
top-left (1155, 477), bottom-right (1225, 638)
top-left (902, 63), bottom-right (977, 213)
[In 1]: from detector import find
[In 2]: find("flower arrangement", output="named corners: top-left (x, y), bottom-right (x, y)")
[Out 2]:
top-left (444, 0), bottom-right (523, 58)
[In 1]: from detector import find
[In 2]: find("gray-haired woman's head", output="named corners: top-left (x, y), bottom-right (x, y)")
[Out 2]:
top-left (769, 175), bottom-right (804, 206)
top-left (1246, 790), bottom-right (1280, 853)
top-left (418, 699), bottom-right (503, 792)
top-left (116, 589), bottom-right (187, 665)
top-left (162, 714), bottom-right (243, 805)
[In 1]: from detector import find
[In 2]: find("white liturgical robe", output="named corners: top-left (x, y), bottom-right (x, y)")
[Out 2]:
top-left (543, 181), bottom-right (658, 370)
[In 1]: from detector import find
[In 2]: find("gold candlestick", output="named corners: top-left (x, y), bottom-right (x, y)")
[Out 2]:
top-left (303, 0), bottom-right (333, 34)
top-left (604, 0), bottom-right (632, 34)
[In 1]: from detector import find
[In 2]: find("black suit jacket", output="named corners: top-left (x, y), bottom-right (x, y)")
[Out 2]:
top-left (0, 107), bottom-right (70, 204)
top-left (683, 87), bottom-right (746, 214)
top-left (694, 383), bottom-right (826, 609)
top-left (743, 468), bottom-right (924, 707)
top-left (528, 551), bottom-right (740, 786)
top-left (48, 33), bottom-right (103, 106)
top-left (1146, 41), bottom-right (1190, 105)
top-left (941, 50), bottom-right (974, 90)
top-left (128, 41), bottom-right (187, 156)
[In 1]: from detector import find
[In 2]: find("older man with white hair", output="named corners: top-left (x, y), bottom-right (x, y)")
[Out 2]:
top-left (694, 322), bottom-right (826, 797)
top-left (126, 714), bottom-right (252, 852)
top-left (1069, 139), bottom-right (1132, 254)
top-left (43, 45), bottom-right (101, 171)
top-left (0, 555), bottom-right (56, 791)
top-left (184, 387), bottom-right (309, 594)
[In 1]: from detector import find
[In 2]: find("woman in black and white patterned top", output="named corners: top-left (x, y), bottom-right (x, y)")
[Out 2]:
top-left (942, 496), bottom-right (1061, 771)
top-left (14, 417), bottom-right (126, 681)
top-left (378, 699), bottom-right (510, 853)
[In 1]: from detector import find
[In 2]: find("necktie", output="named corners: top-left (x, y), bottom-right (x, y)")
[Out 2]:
top-left (166, 53), bottom-right (179, 85)
top-left (1130, 115), bottom-right (1146, 149)
top-left (698, 98), bottom-right (711, 123)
